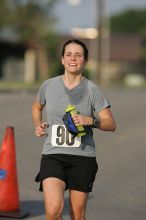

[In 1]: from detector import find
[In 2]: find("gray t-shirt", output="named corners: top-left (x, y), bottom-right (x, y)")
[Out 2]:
top-left (37, 75), bottom-right (110, 157)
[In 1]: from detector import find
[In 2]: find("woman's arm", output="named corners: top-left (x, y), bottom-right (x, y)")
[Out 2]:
top-left (97, 107), bottom-right (116, 131)
top-left (72, 107), bottom-right (116, 132)
top-left (32, 101), bottom-right (47, 137)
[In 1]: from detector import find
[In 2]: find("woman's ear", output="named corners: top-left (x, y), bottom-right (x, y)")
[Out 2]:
top-left (61, 57), bottom-right (64, 65)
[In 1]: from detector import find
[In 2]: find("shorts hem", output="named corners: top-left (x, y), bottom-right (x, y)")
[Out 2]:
top-left (35, 174), bottom-right (67, 192)
top-left (68, 187), bottom-right (92, 193)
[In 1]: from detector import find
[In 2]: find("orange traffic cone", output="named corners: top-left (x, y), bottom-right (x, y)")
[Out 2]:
top-left (0, 126), bottom-right (28, 218)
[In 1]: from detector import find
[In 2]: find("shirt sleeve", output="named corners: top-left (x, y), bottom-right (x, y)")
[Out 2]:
top-left (91, 86), bottom-right (110, 113)
top-left (36, 80), bottom-right (48, 105)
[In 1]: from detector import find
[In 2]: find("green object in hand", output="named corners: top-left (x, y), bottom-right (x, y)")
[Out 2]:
top-left (65, 104), bottom-right (86, 137)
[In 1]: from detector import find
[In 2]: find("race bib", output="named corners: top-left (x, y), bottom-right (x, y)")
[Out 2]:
top-left (51, 125), bottom-right (81, 147)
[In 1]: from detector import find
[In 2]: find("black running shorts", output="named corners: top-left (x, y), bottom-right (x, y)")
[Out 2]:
top-left (35, 154), bottom-right (98, 193)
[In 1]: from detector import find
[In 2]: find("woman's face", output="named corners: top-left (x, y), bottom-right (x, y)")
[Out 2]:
top-left (62, 43), bottom-right (87, 74)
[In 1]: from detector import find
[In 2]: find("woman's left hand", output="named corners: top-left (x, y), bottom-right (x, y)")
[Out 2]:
top-left (72, 114), bottom-right (93, 126)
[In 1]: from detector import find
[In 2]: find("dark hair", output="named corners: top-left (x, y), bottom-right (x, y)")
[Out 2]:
top-left (61, 39), bottom-right (88, 61)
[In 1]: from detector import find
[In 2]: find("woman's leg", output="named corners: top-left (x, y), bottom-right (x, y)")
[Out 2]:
top-left (69, 190), bottom-right (89, 220)
top-left (42, 177), bottom-right (66, 220)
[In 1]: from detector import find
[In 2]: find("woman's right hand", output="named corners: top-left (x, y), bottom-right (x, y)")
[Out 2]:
top-left (35, 122), bottom-right (48, 137)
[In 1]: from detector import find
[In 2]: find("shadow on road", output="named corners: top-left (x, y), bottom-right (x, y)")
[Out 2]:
top-left (18, 195), bottom-right (93, 219)
top-left (19, 197), bottom-right (70, 218)
top-left (20, 200), bottom-right (44, 218)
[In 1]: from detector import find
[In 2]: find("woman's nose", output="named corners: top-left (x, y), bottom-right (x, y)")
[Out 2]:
top-left (71, 54), bottom-right (76, 60)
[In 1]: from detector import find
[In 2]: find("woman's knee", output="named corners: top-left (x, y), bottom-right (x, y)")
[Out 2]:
top-left (70, 205), bottom-right (86, 220)
top-left (45, 202), bottom-right (64, 218)
top-left (69, 191), bottom-right (88, 220)
top-left (42, 177), bottom-right (65, 218)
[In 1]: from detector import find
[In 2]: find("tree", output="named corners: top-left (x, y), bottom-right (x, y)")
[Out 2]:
top-left (110, 9), bottom-right (146, 37)
top-left (110, 9), bottom-right (146, 77)
top-left (0, 0), bottom-right (59, 80)
top-left (9, 0), bottom-right (58, 43)
top-left (0, 0), bottom-right (12, 28)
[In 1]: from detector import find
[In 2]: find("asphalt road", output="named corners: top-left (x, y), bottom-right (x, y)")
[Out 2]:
top-left (0, 86), bottom-right (146, 220)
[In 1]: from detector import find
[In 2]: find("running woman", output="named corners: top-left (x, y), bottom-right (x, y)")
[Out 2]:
top-left (32, 39), bottom-right (116, 220)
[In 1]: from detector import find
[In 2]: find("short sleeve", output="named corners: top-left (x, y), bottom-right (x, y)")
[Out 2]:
top-left (36, 80), bottom-right (48, 105)
top-left (90, 86), bottom-right (110, 113)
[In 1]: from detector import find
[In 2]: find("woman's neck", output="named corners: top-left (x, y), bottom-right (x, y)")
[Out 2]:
top-left (62, 72), bottom-right (83, 90)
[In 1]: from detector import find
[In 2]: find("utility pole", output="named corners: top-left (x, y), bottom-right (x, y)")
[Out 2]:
top-left (96, 0), bottom-right (105, 83)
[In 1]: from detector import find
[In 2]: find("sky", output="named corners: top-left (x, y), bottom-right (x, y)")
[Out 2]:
top-left (53, 0), bottom-right (146, 34)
